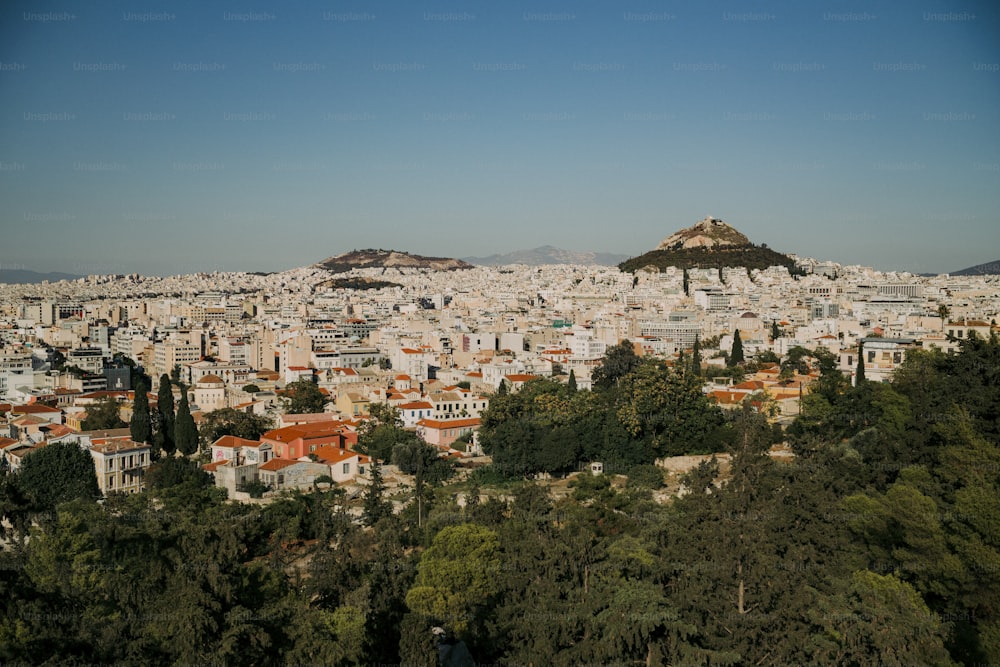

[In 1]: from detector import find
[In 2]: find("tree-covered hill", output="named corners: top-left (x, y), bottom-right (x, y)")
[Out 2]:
top-left (619, 243), bottom-right (802, 274)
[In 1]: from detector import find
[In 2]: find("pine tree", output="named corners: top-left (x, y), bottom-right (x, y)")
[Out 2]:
top-left (691, 335), bottom-right (702, 377)
top-left (771, 321), bottom-right (781, 341)
top-left (682, 268), bottom-right (690, 296)
top-left (156, 373), bottom-right (175, 455)
top-left (729, 329), bottom-right (744, 366)
top-left (129, 380), bottom-right (152, 444)
top-left (174, 388), bottom-right (198, 456)
top-left (568, 369), bottom-right (578, 392)
top-left (496, 379), bottom-right (508, 396)
top-left (856, 340), bottom-right (866, 384)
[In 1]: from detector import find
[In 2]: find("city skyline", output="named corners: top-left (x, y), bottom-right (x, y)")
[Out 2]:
top-left (2, 0), bottom-right (999, 276)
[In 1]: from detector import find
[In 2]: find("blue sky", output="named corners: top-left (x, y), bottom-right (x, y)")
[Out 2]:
top-left (1, 0), bottom-right (998, 275)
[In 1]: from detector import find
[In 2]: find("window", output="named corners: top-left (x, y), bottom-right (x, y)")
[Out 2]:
top-left (342, 463), bottom-right (350, 474)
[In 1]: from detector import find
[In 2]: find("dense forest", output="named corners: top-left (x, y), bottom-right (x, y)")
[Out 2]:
top-left (0, 335), bottom-right (998, 665)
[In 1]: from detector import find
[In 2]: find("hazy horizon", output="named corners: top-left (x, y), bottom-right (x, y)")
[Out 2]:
top-left (2, 0), bottom-right (998, 276)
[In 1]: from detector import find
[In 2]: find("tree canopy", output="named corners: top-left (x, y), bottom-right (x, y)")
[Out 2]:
top-left (283, 378), bottom-right (328, 414)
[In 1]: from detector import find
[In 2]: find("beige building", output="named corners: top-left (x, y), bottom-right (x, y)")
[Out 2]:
top-left (88, 438), bottom-right (151, 495)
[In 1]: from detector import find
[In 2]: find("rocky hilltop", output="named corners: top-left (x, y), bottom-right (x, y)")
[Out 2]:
top-left (657, 216), bottom-right (751, 250)
top-left (316, 249), bottom-right (474, 274)
top-left (620, 216), bottom-right (800, 274)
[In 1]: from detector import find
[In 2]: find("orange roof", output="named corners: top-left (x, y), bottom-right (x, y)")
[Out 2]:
top-left (262, 421), bottom-right (349, 443)
top-left (212, 435), bottom-right (261, 449)
top-left (259, 458), bottom-right (298, 471)
top-left (710, 391), bottom-right (746, 405)
top-left (313, 445), bottom-right (371, 465)
top-left (733, 380), bottom-right (765, 391)
top-left (417, 417), bottom-right (481, 429)
top-left (395, 374), bottom-right (412, 381)
top-left (12, 404), bottom-right (61, 414)
top-left (400, 401), bottom-right (433, 410)
top-left (202, 460), bottom-right (229, 472)
top-left (505, 374), bottom-right (538, 382)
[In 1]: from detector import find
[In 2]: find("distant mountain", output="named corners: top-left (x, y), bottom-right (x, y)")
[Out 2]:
top-left (464, 246), bottom-right (629, 267)
top-left (951, 260), bottom-right (1000, 276)
top-left (619, 216), bottom-right (800, 274)
top-left (0, 269), bottom-right (82, 284)
top-left (315, 249), bottom-right (473, 274)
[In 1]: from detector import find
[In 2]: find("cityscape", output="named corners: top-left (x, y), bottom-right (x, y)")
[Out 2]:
top-left (2, 0), bottom-right (999, 665)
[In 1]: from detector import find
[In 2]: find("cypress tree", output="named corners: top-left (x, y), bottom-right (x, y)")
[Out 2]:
top-left (683, 268), bottom-right (690, 296)
top-left (129, 380), bottom-right (152, 444)
top-left (691, 335), bottom-right (702, 377)
top-left (174, 388), bottom-right (198, 456)
top-left (568, 369), bottom-right (578, 392)
top-left (771, 321), bottom-right (781, 341)
top-left (362, 459), bottom-right (391, 527)
top-left (156, 373), bottom-right (175, 455)
top-left (729, 329), bottom-right (745, 366)
top-left (856, 341), bottom-right (866, 384)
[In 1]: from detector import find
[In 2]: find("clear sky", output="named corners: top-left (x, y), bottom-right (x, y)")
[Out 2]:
top-left (1, 0), bottom-right (998, 276)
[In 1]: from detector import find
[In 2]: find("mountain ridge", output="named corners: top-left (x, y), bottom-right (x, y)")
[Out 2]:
top-left (463, 245), bottom-right (629, 267)
top-left (951, 260), bottom-right (1000, 276)
top-left (0, 269), bottom-right (84, 284)
top-left (315, 249), bottom-right (473, 274)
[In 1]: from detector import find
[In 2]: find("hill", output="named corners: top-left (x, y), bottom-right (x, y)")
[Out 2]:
top-left (0, 269), bottom-right (83, 284)
top-left (464, 245), bottom-right (629, 266)
top-left (951, 260), bottom-right (1000, 276)
top-left (619, 216), bottom-right (800, 274)
top-left (315, 249), bottom-right (473, 274)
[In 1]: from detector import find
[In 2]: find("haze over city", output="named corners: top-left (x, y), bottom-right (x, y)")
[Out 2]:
top-left (2, 0), bottom-right (998, 276)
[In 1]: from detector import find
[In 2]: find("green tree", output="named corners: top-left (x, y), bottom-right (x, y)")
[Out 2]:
top-left (568, 368), bottom-right (577, 392)
top-left (174, 389), bottom-right (198, 456)
top-left (771, 320), bottom-right (782, 341)
top-left (81, 396), bottom-right (126, 431)
top-left (406, 524), bottom-right (501, 636)
top-left (617, 360), bottom-right (727, 457)
top-left (198, 408), bottom-right (273, 445)
top-left (156, 373), bottom-right (175, 456)
top-left (362, 460), bottom-right (392, 527)
top-left (592, 340), bottom-right (641, 391)
top-left (856, 340), bottom-right (866, 384)
top-left (241, 384), bottom-right (260, 393)
top-left (17, 442), bottom-right (100, 510)
top-left (691, 334), bottom-right (702, 377)
top-left (728, 329), bottom-right (744, 366)
top-left (129, 380), bottom-right (152, 444)
top-left (283, 378), bottom-right (328, 414)
top-left (356, 403), bottom-right (408, 461)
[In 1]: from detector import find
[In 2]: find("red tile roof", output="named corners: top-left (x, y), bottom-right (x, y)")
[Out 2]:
top-left (259, 458), bottom-right (298, 472)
